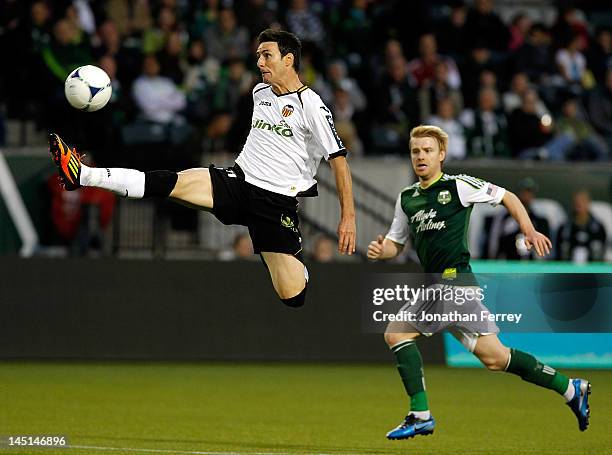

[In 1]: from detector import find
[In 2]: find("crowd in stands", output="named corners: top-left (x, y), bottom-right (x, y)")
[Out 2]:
top-left (482, 180), bottom-right (608, 263)
top-left (1, 0), bottom-right (611, 163)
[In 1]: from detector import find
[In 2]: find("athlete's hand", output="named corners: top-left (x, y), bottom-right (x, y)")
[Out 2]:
top-left (524, 230), bottom-right (552, 257)
top-left (367, 235), bottom-right (385, 260)
top-left (338, 215), bottom-right (356, 255)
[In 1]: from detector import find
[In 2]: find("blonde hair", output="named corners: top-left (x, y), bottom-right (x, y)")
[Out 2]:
top-left (410, 125), bottom-right (449, 152)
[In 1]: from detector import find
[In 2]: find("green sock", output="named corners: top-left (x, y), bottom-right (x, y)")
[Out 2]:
top-left (506, 348), bottom-right (570, 395)
top-left (391, 340), bottom-right (429, 411)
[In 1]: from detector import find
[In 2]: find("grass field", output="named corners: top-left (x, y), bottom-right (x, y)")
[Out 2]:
top-left (1, 363), bottom-right (610, 454)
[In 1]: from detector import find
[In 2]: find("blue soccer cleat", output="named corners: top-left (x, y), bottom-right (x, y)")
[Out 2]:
top-left (386, 414), bottom-right (435, 440)
top-left (566, 378), bottom-right (591, 431)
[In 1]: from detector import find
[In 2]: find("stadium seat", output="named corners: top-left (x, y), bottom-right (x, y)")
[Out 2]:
top-left (589, 201), bottom-right (612, 261)
top-left (531, 199), bottom-right (568, 236)
top-left (468, 203), bottom-right (505, 258)
top-left (470, 199), bottom-right (568, 259)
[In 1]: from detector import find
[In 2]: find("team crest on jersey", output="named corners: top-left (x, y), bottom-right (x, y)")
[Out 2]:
top-left (282, 104), bottom-right (294, 117)
top-left (437, 190), bottom-right (451, 205)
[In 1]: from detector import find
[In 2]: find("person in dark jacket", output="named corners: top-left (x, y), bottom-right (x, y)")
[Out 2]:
top-left (557, 190), bottom-right (607, 263)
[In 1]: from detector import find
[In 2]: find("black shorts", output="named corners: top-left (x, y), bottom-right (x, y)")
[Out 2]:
top-left (209, 164), bottom-right (302, 257)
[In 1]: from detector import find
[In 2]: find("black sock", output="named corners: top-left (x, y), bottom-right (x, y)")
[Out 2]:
top-left (143, 171), bottom-right (178, 198)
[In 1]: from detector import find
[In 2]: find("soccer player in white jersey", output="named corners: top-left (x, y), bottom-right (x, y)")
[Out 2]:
top-left (367, 125), bottom-right (591, 439)
top-left (50, 29), bottom-right (356, 308)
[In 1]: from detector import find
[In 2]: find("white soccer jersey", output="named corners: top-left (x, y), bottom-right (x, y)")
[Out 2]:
top-left (235, 83), bottom-right (346, 197)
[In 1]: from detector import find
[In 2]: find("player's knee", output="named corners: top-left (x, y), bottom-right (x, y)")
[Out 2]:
top-left (384, 331), bottom-right (417, 348)
top-left (280, 283), bottom-right (307, 308)
top-left (479, 352), bottom-right (509, 371)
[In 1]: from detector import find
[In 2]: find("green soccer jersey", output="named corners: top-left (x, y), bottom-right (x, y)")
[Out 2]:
top-left (386, 173), bottom-right (506, 274)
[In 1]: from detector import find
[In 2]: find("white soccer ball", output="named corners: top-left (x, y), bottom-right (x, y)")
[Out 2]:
top-left (64, 65), bottom-right (112, 112)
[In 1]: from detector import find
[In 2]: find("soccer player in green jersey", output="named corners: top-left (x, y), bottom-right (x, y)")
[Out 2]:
top-left (368, 125), bottom-right (591, 439)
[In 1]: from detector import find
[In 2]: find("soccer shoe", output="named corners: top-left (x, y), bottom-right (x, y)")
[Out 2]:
top-left (49, 133), bottom-right (82, 190)
top-left (566, 378), bottom-right (591, 431)
top-left (386, 414), bottom-right (435, 440)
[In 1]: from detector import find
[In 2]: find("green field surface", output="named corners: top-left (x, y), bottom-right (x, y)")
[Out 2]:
top-left (1, 363), bottom-right (610, 454)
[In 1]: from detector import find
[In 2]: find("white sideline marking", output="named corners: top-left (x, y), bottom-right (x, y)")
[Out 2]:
top-left (0, 151), bottom-right (39, 256)
top-left (69, 445), bottom-right (307, 455)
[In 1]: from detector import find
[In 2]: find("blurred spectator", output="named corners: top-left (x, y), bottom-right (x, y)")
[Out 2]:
top-left (419, 60), bottom-right (464, 123)
top-left (71, 0), bottom-right (96, 36)
top-left (202, 111), bottom-right (233, 156)
top-left (332, 87), bottom-right (364, 155)
top-left (142, 7), bottom-right (177, 55)
top-left (184, 39), bottom-right (220, 123)
top-left (7, 0), bottom-right (53, 120)
top-left (99, 54), bottom-right (123, 106)
top-left (502, 72), bottom-right (549, 116)
top-left (299, 50), bottom-right (332, 105)
top-left (132, 55), bottom-right (186, 125)
top-left (327, 60), bottom-right (366, 112)
top-left (30, 1), bottom-right (53, 43)
top-left (94, 20), bottom-right (121, 58)
top-left (373, 56), bottom-right (419, 154)
top-left (218, 232), bottom-right (254, 261)
top-left (383, 39), bottom-right (405, 64)
top-left (488, 177), bottom-right (550, 260)
top-left (106, 0), bottom-right (152, 38)
top-left (286, 0), bottom-right (325, 49)
top-left (42, 18), bottom-right (92, 82)
top-left (82, 55), bottom-right (125, 165)
top-left (435, 2), bottom-right (468, 60)
top-left (514, 23), bottom-right (555, 85)
top-left (188, 0), bottom-right (220, 39)
top-left (557, 190), bottom-right (607, 263)
top-left (551, 6), bottom-right (589, 51)
top-left (556, 97), bottom-right (609, 161)
top-left (427, 97), bottom-right (466, 160)
top-left (478, 69), bottom-right (497, 92)
top-left (507, 89), bottom-right (553, 157)
top-left (213, 58), bottom-right (254, 113)
top-left (225, 78), bottom-right (260, 155)
top-left (310, 234), bottom-right (334, 263)
top-left (508, 12), bottom-right (531, 51)
top-left (157, 30), bottom-right (186, 84)
top-left (332, 0), bottom-right (373, 70)
top-left (461, 45), bottom-right (497, 108)
top-left (460, 87), bottom-right (510, 158)
top-left (237, 0), bottom-right (280, 39)
top-left (94, 20), bottom-right (142, 87)
top-left (41, 17), bottom-right (92, 135)
top-left (464, 0), bottom-right (510, 52)
top-left (406, 33), bottom-right (461, 89)
top-left (204, 8), bottom-right (249, 61)
top-left (371, 38), bottom-right (405, 81)
top-left (555, 32), bottom-right (591, 93)
top-left (587, 26), bottom-right (612, 85)
top-left (48, 173), bottom-right (115, 256)
top-left (5, 0), bottom-right (612, 162)
top-left (587, 68), bottom-right (612, 152)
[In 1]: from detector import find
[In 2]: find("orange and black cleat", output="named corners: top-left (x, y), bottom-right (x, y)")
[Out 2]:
top-left (49, 133), bottom-right (82, 190)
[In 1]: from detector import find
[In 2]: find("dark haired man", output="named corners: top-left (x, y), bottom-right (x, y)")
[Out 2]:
top-left (50, 29), bottom-right (356, 308)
